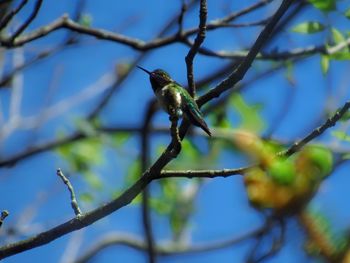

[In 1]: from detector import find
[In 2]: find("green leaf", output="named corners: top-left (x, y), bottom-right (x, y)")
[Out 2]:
top-left (339, 111), bottom-right (350, 122)
top-left (125, 160), bottom-right (141, 185)
top-left (268, 158), bottom-right (296, 185)
top-left (321, 55), bottom-right (330, 75)
top-left (80, 192), bottom-right (94, 203)
top-left (344, 8), bottom-right (350, 19)
top-left (150, 198), bottom-right (171, 214)
top-left (79, 13), bottom-right (93, 27)
top-left (113, 132), bottom-right (130, 147)
top-left (305, 146), bottom-right (333, 176)
top-left (331, 130), bottom-right (350, 142)
top-left (161, 179), bottom-right (178, 200)
top-left (73, 139), bottom-right (103, 165)
top-left (329, 52), bottom-right (350, 60)
top-left (331, 28), bottom-right (345, 44)
top-left (284, 60), bottom-right (295, 85)
top-left (83, 171), bottom-right (103, 190)
top-left (217, 117), bottom-right (231, 129)
top-left (342, 153), bottom-right (350, 160)
top-left (230, 94), bottom-right (264, 133)
top-left (75, 118), bottom-right (97, 137)
top-left (56, 138), bottom-right (103, 173)
top-left (291, 22), bottom-right (325, 34)
top-left (308, 0), bottom-right (336, 12)
top-left (181, 139), bottom-right (200, 161)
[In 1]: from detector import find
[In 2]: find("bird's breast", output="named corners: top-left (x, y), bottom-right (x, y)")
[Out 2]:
top-left (155, 85), bottom-right (183, 117)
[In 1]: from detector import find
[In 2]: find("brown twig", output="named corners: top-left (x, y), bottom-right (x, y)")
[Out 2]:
top-left (8, 0), bottom-right (43, 42)
top-left (279, 101), bottom-right (350, 157)
top-left (74, 225), bottom-right (267, 263)
top-left (0, 0), bottom-right (28, 30)
top-left (0, 96), bottom-right (346, 259)
top-left (0, 52), bottom-right (237, 167)
top-left (177, 0), bottom-right (188, 35)
top-left (169, 116), bottom-right (182, 157)
top-left (185, 0), bottom-right (207, 97)
top-left (159, 167), bottom-right (248, 179)
top-left (0, 210), bottom-right (9, 228)
top-left (56, 168), bottom-right (82, 216)
top-left (298, 211), bottom-right (341, 262)
top-left (197, 0), bottom-right (295, 107)
top-left (0, 0), bottom-right (273, 49)
top-left (87, 0), bottom-right (199, 120)
top-left (0, 2), bottom-right (324, 259)
top-left (140, 101), bottom-right (157, 263)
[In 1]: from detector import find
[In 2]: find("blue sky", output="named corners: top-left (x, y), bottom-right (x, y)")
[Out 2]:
top-left (1, 0), bottom-right (350, 262)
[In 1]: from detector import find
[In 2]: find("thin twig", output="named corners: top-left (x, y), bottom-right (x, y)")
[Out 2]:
top-left (177, 0), bottom-right (187, 35)
top-left (140, 102), bottom-right (157, 263)
top-left (56, 168), bottom-right (82, 216)
top-left (0, 210), bottom-right (9, 228)
top-left (74, 225), bottom-right (266, 263)
top-left (298, 211), bottom-right (341, 262)
top-left (208, 0), bottom-right (273, 27)
top-left (0, 97), bottom-right (347, 260)
top-left (8, 0), bottom-right (43, 41)
top-left (279, 101), bottom-right (350, 157)
top-left (185, 0), bottom-right (207, 97)
top-left (87, 1), bottom-right (200, 120)
top-left (159, 167), bottom-right (248, 179)
top-left (0, 2), bottom-right (319, 259)
top-left (0, 0), bottom-right (28, 30)
top-left (169, 116), bottom-right (182, 157)
top-left (0, 0), bottom-right (273, 49)
top-left (197, 0), bottom-right (295, 107)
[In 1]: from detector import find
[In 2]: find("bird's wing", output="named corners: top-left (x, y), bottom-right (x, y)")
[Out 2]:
top-left (181, 91), bottom-right (211, 136)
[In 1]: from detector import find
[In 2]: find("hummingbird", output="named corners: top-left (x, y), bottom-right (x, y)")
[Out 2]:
top-left (137, 66), bottom-right (211, 136)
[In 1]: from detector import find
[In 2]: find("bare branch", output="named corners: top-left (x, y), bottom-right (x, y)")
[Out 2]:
top-left (279, 101), bottom-right (350, 157)
top-left (56, 169), bottom-right (82, 217)
top-left (298, 211), bottom-right (342, 262)
top-left (208, 0), bottom-right (274, 28)
top-left (185, 0), bottom-right (207, 97)
top-left (140, 102), bottom-right (157, 263)
top-left (159, 167), bottom-right (248, 179)
top-left (8, 0), bottom-right (43, 41)
top-left (74, 225), bottom-right (265, 263)
top-left (177, 0), bottom-right (187, 35)
top-left (0, 0), bottom-right (273, 49)
top-left (169, 116), bottom-right (182, 157)
top-left (0, 0), bottom-right (28, 30)
top-left (0, 97), bottom-right (348, 259)
top-left (0, 132), bottom-right (86, 167)
top-left (86, 1), bottom-right (200, 120)
top-left (2, 2), bottom-right (344, 260)
top-left (197, 0), bottom-right (295, 106)
top-left (0, 210), bottom-right (9, 229)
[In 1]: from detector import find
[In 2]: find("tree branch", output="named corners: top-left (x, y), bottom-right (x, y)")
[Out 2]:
top-left (8, 0), bottom-right (43, 41)
top-left (0, 0), bottom-right (273, 49)
top-left (279, 101), bottom-right (350, 157)
top-left (1, 97), bottom-right (348, 259)
top-left (185, 0), bottom-right (207, 97)
top-left (140, 102), bottom-right (157, 263)
top-left (56, 168), bottom-right (82, 217)
top-left (74, 225), bottom-right (266, 263)
top-left (0, 210), bottom-right (9, 229)
top-left (0, 0), bottom-right (28, 30)
top-left (197, 0), bottom-right (295, 106)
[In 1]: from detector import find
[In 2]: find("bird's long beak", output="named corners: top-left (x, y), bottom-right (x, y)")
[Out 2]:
top-left (137, 65), bottom-right (151, 75)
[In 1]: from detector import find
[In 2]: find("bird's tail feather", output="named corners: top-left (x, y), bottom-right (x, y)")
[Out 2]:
top-left (184, 104), bottom-right (212, 136)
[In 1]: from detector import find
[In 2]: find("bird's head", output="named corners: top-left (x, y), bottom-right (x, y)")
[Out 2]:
top-left (137, 66), bottom-right (173, 91)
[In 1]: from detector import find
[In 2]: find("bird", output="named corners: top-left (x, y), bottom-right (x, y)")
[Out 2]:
top-left (137, 66), bottom-right (211, 136)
